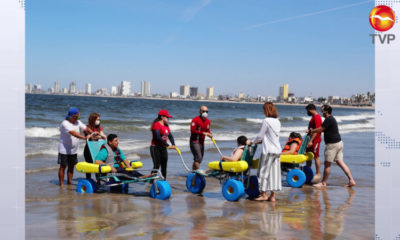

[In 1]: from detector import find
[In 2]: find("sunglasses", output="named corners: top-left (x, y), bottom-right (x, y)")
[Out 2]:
top-left (202, 111), bottom-right (209, 113)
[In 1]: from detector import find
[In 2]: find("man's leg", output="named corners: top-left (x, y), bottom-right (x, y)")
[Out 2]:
top-left (320, 161), bottom-right (331, 185)
top-left (190, 142), bottom-right (203, 170)
top-left (336, 159), bottom-right (356, 187)
top-left (314, 161), bottom-right (331, 187)
top-left (58, 165), bottom-right (66, 187)
top-left (314, 156), bottom-right (321, 176)
top-left (67, 164), bottom-right (74, 184)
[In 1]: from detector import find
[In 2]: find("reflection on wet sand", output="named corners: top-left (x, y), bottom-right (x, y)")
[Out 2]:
top-left (27, 174), bottom-right (369, 239)
top-left (323, 188), bottom-right (355, 240)
top-left (186, 195), bottom-right (208, 240)
top-left (149, 199), bottom-right (175, 240)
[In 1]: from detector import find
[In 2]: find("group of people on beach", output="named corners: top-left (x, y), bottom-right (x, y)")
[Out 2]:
top-left (57, 102), bottom-right (356, 202)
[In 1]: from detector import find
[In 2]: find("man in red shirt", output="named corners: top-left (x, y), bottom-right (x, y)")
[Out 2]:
top-left (306, 104), bottom-right (322, 183)
top-left (190, 105), bottom-right (212, 170)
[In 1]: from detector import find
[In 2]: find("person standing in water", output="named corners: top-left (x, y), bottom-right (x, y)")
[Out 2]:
top-left (247, 102), bottom-right (282, 202)
top-left (305, 104), bottom-right (322, 183)
top-left (58, 107), bottom-right (89, 187)
top-left (309, 105), bottom-right (356, 188)
top-left (190, 105), bottom-right (212, 170)
top-left (83, 112), bottom-right (106, 180)
top-left (150, 109), bottom-right (176, 179)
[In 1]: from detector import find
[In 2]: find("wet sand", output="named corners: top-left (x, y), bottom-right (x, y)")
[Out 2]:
top-left (26, 170), bottom-right (373, 239)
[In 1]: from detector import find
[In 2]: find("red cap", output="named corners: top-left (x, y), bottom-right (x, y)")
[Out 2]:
top-left (158, 109), bottom-right (172, 118)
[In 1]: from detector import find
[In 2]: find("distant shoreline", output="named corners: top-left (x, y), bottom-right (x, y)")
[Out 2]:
top-left (26, 93), bottom-right (374, 110)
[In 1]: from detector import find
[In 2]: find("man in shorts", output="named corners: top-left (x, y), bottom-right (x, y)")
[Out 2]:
top-left (190, 105), bottom-right (212, 170)
top-left (305, 104), bottom-right (322, 183)
top-left (58, 107), bottom-right (89, 187)
top-left (309, 105), bottom-right (356, 188)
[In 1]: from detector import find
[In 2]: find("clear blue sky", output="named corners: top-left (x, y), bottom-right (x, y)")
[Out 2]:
top-left (26, 0), bottom-right (374, 97)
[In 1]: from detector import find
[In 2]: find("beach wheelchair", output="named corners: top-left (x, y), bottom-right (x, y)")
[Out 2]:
top-left (185, 145), bottom-right (260, 202)
top-left (279, 135), bottom-right (315, 188)
top-left (75, 140), bottom-right (171, 200)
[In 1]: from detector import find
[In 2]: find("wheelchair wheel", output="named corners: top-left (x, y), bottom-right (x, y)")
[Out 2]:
top-left (301, 166), bottom-right (314, 184)
top-left (150, 181), bottom-right (171, 200)
top-left (222, 179), bottom-right (245, 202)
top-left (186, 173), bottom-right (206, 194)
top-left (87, 178), bottom-right (97, 192)
top-left (286, 169), bottom-right (306, 188)
top-left (245, 175), bottom-right (260, 198)
top-left (77, 179), bottom-right (94, 194)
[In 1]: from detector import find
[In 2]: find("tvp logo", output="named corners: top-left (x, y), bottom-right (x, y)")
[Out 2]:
top-left (369, 5), bottom-right (396, 44)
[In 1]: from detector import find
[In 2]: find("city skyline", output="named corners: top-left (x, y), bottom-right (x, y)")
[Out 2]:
top-left (27, 0), bottom-right (374, 97)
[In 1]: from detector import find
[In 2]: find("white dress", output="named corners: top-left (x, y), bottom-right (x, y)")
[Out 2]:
top-left (252, 117), bottom-right (282, 192)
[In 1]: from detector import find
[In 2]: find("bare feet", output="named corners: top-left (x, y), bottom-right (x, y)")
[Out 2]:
top-left (254, 196), bottom-right (269, 201)
top-left (311, 174), bottom-right (321, 184)
top-left (345, 180), bottom-right (356, 187)
top-left (313, 182), bottom-right (326, 188)
top-left (268, 197), bottom-right (276, 202)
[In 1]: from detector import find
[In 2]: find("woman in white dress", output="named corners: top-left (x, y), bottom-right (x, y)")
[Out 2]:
top-left (247, 102), bottom-right (281, 201)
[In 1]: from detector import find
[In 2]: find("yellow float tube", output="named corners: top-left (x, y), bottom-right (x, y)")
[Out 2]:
top-left (208, 160), bottom-right (249, 173)
top-left (75, 161), bottom-right (143, 174)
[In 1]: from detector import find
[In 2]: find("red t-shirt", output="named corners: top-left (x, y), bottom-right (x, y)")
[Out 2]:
top-left (190, 116), bottom-right (211, 145)
top-left (151, 121), bottom-right (171, 146)
top-left (308, 114), bottom-right (322, 143)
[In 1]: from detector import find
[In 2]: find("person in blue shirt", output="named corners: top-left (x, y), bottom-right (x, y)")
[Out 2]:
top-left (95, 134), bottom-right (152, 178)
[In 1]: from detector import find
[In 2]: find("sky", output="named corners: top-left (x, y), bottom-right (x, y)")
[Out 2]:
top-left (26, 0), bottom-right (375, 98)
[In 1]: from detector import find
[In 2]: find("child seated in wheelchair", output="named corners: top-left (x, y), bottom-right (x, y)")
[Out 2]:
top-left (281, 132), bottom-right (302, 172)
top-left (197, 135), bottom-right (248, 175)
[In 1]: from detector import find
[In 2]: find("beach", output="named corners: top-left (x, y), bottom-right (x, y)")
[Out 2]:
top-left (26, 94), bottom-right (374, 239)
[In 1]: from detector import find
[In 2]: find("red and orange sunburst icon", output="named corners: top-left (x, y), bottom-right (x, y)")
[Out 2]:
top-left (369, 5), bottom-right (395, 32)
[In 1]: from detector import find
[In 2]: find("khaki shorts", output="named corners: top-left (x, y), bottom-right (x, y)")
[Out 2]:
top-left (324, 141), bottom-right (343, 163)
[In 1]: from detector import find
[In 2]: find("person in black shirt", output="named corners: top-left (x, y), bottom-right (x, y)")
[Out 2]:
top-left (308, 105), bottom-right (356, 188)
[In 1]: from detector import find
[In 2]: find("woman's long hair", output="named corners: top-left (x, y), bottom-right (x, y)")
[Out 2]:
top-left (263, 102), bottom-right (278, 118)
top-left (88, 113), bottom-right (100, 130)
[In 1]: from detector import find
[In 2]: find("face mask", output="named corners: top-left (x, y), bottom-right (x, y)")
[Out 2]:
top-left (201, 112), bottom-right (208, 118)
top-left (307, 111), bottom-right (312, 116)
top-left (95, 120), bottom-right (100, 126)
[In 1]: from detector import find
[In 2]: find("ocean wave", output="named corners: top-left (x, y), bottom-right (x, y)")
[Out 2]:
top-left (279, 122), bottom-right (374, 136)
top-left (26, 127), bottom-right (59, 138)
top-left (26, 166), bottom-right (59, 174)
top-left (169, 125), bottom-right (190, 132)
top-left (170, 119), bottom-right (192, 124)
top-left (334, 114), bottom-right (375, 122)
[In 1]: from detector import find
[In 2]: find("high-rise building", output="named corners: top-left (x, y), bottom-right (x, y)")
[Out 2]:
top-left (86, 83), bottom-right (92, 95)
top-left (279, 84), bottom-right (289, 100)
top-left (283, 84), bottom-right (289, 100)
top-left (141, 81), bottom-right (151, 96)
top-left (238, 92), bottom-right (245, 99)
top-left (206, 87), bottom-right (214, 99)
top-left (69, 82), bottom-right (76, 94)
top-left (25, 83), bottom-right (32, 93)
top-left (190, 87), bottom-right (198, 97)
top-left (54, 81), bottom-right (59, 93)
top-left (62, 88), bottom-right (68, 94)
top-left (180, 85), bottom-right (190, 97)
top-left (111, 86), bottom-right (117, 96)
top-left (121, 81), bottom-right (131, 96)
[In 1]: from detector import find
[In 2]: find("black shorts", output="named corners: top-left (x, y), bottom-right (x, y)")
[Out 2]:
top-left (190, 142), bottom-right (204, 163)
top-left (57, 153), bottom-right (78, 166)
